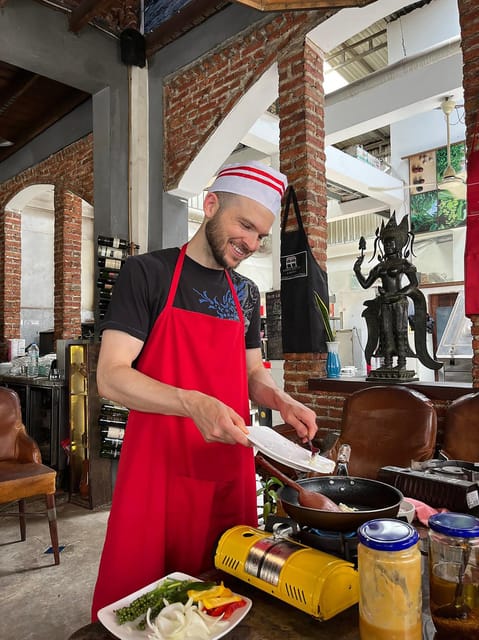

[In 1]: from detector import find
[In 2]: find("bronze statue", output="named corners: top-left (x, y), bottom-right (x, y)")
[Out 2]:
top-left (353, 213), bottom-right (442, 381)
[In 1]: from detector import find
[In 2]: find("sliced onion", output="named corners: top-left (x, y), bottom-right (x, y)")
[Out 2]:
top-left (146, 598), bottom-right (229, 640)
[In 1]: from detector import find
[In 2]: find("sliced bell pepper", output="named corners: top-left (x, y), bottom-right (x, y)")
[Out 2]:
top-left (187, 582), bottom-right (231, 601)
top-left (201, 594), bottom-right (243, 610)
top-left (205, 598), bottom-right (247, 620)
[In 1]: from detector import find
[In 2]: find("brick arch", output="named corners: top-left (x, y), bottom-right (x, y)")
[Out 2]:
top-left (163, 11), bottom-right (329, 193)
top-left (0, 135), bottom-right (93, 360)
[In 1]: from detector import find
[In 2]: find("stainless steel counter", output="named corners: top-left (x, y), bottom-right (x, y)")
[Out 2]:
top-left (0, 373), bottom-right (66, 388)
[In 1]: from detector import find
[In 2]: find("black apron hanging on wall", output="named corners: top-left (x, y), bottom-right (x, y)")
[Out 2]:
top-left (280, 185), bottom-right (330, 353)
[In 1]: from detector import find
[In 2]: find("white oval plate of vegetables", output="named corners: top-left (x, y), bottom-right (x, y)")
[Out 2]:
top-left (98, 572), bottom-right (252, 640)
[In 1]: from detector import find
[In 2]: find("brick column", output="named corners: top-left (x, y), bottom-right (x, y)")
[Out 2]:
top-left (0, 208), bottom-right (22, 359)
top-left (278, 37), bottom-right (329, 400)
top-left (54, 186), bottom-right (82, 341)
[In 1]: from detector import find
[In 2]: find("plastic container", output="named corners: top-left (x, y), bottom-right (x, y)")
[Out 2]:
top-left (358, 518), bottom-right (422, 640)
top-left (428, 512), bottom-right (479, 639)
top-left (26, 342), bottom-right (39, 377)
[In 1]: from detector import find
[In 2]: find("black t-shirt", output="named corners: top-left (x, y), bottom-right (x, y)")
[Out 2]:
top-left (100, 247), bottom-right (261, 350)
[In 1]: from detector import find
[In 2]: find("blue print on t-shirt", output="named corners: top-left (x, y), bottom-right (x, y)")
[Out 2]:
top-left (193, 280), bottom-right (247, 320)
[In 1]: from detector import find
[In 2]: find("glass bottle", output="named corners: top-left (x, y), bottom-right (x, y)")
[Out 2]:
top-left (334, 443), bottom-right (351, 476)
top-left (428, 512), bottom-right (479, 640)
top-left (97, 235), bottom-right (129, 249)
top-left (358, 518), bottom-right (422, 640)
top-left (26, 342), bottom-right (39, 377)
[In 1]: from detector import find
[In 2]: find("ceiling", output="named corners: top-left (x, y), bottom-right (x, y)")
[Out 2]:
top-left (0, 0), bottom-right (432, 172)
top-left (0, 0), bottom-right (230, 161)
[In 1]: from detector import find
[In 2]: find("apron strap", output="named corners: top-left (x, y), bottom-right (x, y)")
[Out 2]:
top-left (281, 185), bottom-right (305, 234)
top-left (164, 244), bottom-right (187, 309)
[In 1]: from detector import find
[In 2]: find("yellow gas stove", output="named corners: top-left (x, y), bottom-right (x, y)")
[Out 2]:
top-left (214, 524), bottom-right (359, 620)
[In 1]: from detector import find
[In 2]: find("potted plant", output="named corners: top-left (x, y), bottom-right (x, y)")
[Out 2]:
top-left (256, 473), bottom-right (284, 525)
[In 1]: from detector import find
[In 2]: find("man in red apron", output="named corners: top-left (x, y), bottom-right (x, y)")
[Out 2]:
top-left (91, 162), bottom-right (318, 620)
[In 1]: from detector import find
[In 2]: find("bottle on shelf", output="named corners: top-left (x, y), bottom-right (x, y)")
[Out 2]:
top-left (97, 256), bottom-right (123, 270)
top-left (26, 342), bottom-right (39, 377)
top-left (97, 245), bottom-right (129, 261)
top-left (99, 442), bottom-right (123, 459)
top-left (97, 235), bottom-right (129, 249)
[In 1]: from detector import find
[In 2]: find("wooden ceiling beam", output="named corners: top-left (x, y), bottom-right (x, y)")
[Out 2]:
top-left (0, 91), bottom-right (89, 159)
top-left (233, 0), bottom-right (376, 8)
top-left (0, 71), bottom-right (39, 116)
top-left (69, 0), bottom-right (120, 33)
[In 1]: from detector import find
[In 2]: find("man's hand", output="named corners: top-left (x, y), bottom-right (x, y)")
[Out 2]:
top-left (276, 397), bottom-right (318, 443)
top-left (182, 390), bottom-right (251, 446)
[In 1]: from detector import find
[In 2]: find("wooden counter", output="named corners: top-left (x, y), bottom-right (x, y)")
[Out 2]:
top-left (308, 376), bottom-right (472, 402)
top-left (68, 567), bottom-right (437, 640)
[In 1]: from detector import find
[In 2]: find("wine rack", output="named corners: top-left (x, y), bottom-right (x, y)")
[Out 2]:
top-left (96, 235), bottom-right (139, 320)
top-left (99, 400), bottom-right (128, 459)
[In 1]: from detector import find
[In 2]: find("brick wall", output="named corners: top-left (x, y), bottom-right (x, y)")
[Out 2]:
top-left (163, 11), bottom-right (331, 191)
top-left (0, 135), bottom-right (93, 360)
top-left (278, 36), bottom-right (329, 399)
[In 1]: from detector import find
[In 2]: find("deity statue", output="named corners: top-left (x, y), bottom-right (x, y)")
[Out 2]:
top-left (353, 212), bottom-right (442, 381)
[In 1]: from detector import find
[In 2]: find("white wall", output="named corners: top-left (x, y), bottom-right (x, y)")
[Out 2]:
top-left (21, 206), bottom-right (54, 347)
top-left (19, 191), bottom-right (95, 348)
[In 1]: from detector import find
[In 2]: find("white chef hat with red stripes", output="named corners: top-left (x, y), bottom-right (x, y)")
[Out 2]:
top-left (207, 161), bottom-right (288, 216)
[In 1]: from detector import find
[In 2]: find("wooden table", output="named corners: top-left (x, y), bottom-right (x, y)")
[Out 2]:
top-left (69, 567), bottom-right (437, 640)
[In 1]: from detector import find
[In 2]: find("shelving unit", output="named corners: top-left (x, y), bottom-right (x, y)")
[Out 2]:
top-left (96, 235), bottom-right (134, 321)
top-left (0, 375), bottom-right (68, 486)
top-left (99, 400), bottom-right (128, 459)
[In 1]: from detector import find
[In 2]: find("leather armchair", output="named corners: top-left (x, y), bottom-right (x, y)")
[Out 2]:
top-left (440, 392), bottom-right (479, 462)
top-left (324, 385), bottom-right (437, 479)
top-left (0, 386), bottom-right (60, 565)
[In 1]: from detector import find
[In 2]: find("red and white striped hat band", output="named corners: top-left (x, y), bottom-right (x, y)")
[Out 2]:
top-left (207, 161), bottom-right (288, 216)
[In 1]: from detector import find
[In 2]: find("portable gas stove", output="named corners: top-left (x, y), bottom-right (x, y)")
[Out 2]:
top-left (378, 459), bottom-right (479, 514)
top-left (214, 521), bottom-right (359, 620)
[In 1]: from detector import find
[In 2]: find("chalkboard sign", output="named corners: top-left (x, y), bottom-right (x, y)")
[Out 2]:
top-left (265, 290), bottom-right (283, 360)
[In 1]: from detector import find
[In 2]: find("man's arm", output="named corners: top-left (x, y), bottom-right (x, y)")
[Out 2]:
top-left (97, 329), bottom-right (251, 445)
top-left (246, 347), bottom-right (317, 442)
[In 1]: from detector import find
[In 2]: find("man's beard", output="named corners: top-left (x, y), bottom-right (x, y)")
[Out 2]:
top-left (204, 215), bottom-right (231, 269)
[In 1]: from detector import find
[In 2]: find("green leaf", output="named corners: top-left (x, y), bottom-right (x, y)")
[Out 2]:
top-left (313, 291), bottom-right (334, 341)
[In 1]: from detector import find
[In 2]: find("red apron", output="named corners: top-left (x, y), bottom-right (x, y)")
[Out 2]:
top-left (91, 245), bottom-right (257, 619)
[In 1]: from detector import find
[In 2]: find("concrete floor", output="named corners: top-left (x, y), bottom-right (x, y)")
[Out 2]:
top-left (0, 493), bottom-right (110, 640)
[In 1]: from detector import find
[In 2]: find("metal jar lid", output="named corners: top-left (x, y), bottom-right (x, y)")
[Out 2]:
top-left (358, 518), bottom-right (419, 551)
top-left (428, 512), bottom-right (479, 538)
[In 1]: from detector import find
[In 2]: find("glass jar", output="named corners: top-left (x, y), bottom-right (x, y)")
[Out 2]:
top-left (428, 512), bottom-right (479, 640)
top-left (358, 518), bottom-right (422, 640)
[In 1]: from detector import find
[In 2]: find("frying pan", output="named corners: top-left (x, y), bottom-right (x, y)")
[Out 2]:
top-left (278, 476), bottom-right (403, 532)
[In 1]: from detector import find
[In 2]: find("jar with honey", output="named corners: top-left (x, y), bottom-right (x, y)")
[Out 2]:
top-left (428, 512), bottom-right (479, 640)
top-left (358, 518), bottom-right (422, 640)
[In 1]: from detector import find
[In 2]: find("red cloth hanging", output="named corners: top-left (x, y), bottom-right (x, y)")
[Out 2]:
top-left (465, 116), bottom-right (479, 315)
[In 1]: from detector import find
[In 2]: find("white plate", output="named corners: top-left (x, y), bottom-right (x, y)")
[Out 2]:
top-left (98, 571), bottom-right (252, 640)
top-left (247, 426), bottom-right (335, 474)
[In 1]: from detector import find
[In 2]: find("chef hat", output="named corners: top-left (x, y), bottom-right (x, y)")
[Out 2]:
top-left (207, 161), bottom-right (288, 216)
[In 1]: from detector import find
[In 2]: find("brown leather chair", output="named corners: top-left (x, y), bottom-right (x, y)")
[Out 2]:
top-left (440, 392), bottom-right (479, 461)
top-left (324, 385), bottom-right (437, 479)
top-left (0, 386), bottom-right (60, 565)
